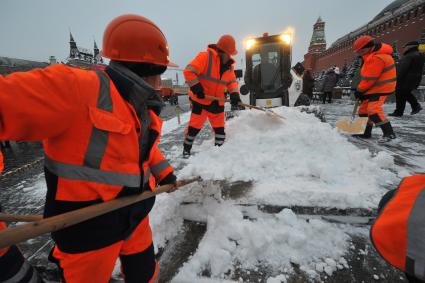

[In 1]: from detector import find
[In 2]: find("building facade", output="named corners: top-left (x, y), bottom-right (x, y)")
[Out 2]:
top-left (304, 0), bottom-right (425, 74)
top-left (67, 32), bottom-right (105, 69)
top-left (0, 57), bottom-right (48, 75)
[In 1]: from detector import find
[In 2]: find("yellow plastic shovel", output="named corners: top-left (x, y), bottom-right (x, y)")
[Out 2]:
top-left (336, 100), bottom-right (368, 134)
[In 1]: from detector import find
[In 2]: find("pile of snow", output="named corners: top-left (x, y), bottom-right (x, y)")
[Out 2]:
top-left (178, 107), bottom-right (398, 209)
top-left (171, 201), bottom-right (353, 282)
top-left (149, 107), bottom-right (400, 281)
top-left (151, 184), bottom-right (364, 282)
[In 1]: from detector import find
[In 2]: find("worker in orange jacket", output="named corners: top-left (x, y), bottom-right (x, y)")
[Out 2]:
top-left (182, 35), bottom-right (242, 158)
top-left (0, 14), bottom-right (178, 283)
top-left (371, 174), bottom-right (425, 283)
top-left (352, 36), bottom-right (396, 142)
top-left (0, 153), bottom-right (42, 282)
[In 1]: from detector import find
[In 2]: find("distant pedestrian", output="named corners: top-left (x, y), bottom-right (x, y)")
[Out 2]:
top-left (389, 41), bottom-right (424, 116)
top-left (0, 141), bottom-right (10, 148)
top-left (333, 65), bottom-right (340, 77)
top-left (302, 69), bottom-right (315, 100)
top-left (320, 68), bottom-right (338, 103)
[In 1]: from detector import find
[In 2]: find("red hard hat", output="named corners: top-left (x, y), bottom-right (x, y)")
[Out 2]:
top-left (217, 34), bottom-right (238, 56)
top-left (101, 14), bottom-right (177, 67)
top-left (353, 35), bottom-right (374, 52)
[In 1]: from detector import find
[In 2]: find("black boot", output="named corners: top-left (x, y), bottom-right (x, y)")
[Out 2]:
top-left (183, 127), bottom-right (200, 159)
top-left (389, 111), bottom-right (403, 117)
top-left (352, 123), bottom-right (372, 138)
top-left (411, 105), bottom-right (422, 115)
top-left (378, 122), bottom-right (396, 143)
top-left (183, 145), bottom-right (191, 159)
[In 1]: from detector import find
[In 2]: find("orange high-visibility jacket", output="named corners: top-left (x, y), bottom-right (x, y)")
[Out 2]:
top-left (357, 43), bottom-right (397, 96)
top-left (371, 174), bottom-right (425, 281)
top-left (0, 64), bottom-right (173, 252)
top-left (184, 47), bottom-right (239, 106)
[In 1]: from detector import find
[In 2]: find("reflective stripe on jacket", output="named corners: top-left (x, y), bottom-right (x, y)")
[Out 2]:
top-left (0, 64), bottom-right (173, 252)
top-left (357, 43), bottom-right (397, 96)
top-left (184, 47), bottom-right (239, 106)
top-left (371, 174), bottom-right (425, 281)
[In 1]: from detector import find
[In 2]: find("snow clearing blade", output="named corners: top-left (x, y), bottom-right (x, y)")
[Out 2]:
top-left (0, 177), bottom-right (200, 248)
top-left (179, 202), bottom-right (375, 226)
top-left (205, 95), bottom-right (285, 120)
top-left (336, 100), bottom-right (368, 134)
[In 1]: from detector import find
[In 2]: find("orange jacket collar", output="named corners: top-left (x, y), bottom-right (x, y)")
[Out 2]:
top-left (207, 45), bottom-right (235, 65)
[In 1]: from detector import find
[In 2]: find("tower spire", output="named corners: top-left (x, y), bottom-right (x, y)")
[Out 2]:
top-left (93, 39), bottom-right (103, 64)
top-left (308, 17), bottom-right (327, 54)
top-left (69, 30), bottom-right (78, 59)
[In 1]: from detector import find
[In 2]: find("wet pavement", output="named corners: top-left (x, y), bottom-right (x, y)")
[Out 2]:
top-left (318, 98), bottom-right (425, 172)
top-left (1, 97), bottom-right (423, 282)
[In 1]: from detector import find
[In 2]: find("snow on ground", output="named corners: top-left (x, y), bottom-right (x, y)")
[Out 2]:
top-left (162, 112), bottom-right (191, 135)
top-left (6, 101), bottom-right (412, 281)
top-left (150, 106), bottom-right (399, 282)
top-left (178, 107), bottom-right (398, 209)
top-left (321, 99), bottom-right (425, 171)
top-left (152, 188), bottom-right (366, 282)
top-left (171, 202), bottom-right (356, 282)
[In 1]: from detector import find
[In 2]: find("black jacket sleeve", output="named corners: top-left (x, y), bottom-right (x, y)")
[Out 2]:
top-left (397, 55), bottom-right (412, 84)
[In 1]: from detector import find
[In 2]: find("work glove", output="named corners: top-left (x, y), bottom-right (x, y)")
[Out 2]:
top-left (354, 90), bottom-right (364, 100)
top-left (159, 172), bottom-right (178, 193)
top-left (229, 92), bottom-right (242, 107)
top-left (190, 83), bottom-right (205, 99)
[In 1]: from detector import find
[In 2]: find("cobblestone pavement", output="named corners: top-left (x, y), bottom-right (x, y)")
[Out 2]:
top-left (318, 98), bottom-right (425, 173)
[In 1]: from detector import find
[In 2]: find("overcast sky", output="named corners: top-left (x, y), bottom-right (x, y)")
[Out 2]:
top-left (1, 0), bottom-right (394, 79)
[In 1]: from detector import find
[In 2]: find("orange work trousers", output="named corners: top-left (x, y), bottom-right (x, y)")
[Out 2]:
top-left (188, 109), bottom-right (225, 130)
top-left (52, 216), bottom-right (158, 283)
top-left (358, 95), bottom-right (388, 126)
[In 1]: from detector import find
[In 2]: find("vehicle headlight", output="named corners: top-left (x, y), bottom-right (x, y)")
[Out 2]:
top-left (245, 39), bottom-right (256, 50)
top-left (280, 33), bottom-right (291, 45)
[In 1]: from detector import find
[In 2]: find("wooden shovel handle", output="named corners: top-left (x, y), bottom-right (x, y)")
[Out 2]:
top-left (204, 95), bottom-right (285, 120)
top-left (0, 177), bottom-right (200, 248)
top-left (0, 214), bottom-right (43, 223)
top-left (352, 100), bottom-right (360, 119)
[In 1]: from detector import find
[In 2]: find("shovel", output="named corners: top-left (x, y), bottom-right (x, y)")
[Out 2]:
top-left (335, 100), bottom-right (368, 134)
top-left (204, 95), bottom-right (285, 120)
top-left (0, 177), bottom-right (200, 248)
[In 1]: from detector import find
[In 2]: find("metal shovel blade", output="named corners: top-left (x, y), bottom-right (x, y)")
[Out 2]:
top-left (336, 117), bottom-right (368, 134)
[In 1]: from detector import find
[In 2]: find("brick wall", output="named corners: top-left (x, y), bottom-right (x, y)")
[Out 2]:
top-left (306, 3), bottom-right (425, 74)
